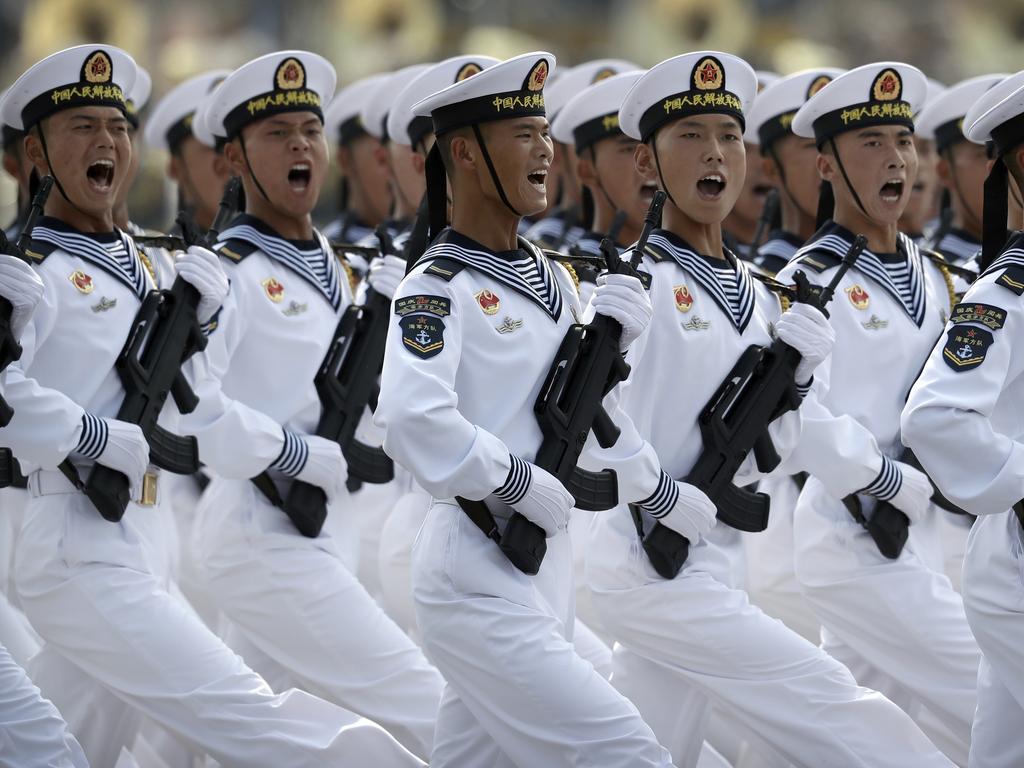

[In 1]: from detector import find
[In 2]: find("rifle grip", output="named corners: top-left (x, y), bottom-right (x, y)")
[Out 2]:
top-left (641, 519), bottom-right (690, 580)
top-left (170, 373), bottom-right (199, 415)
top-left (283, 480), bottom-right (328, 538)
top-left (866, 502), bottom-right (910, 560)
top-left (752, 432), bottom-right (781, 474)
top-left (499, 513), bottom-right (547, 575)
top-left (0, 396), bottom-right (12, 428)
top-left (84, 464), bottom-right (131, 522)
top-left (592, 407), bottom-right (621, 449)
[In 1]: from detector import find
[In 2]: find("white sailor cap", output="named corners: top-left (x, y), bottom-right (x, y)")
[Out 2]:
top-left (324, 74), bottom-right (388, 146)
top-left (125, 66), bottom-right (151, 128)
top-left (964, 71), bottom-right (1024, 155)
top-left (551, 70), bottom-right (644, 151)
top-left (203, 50), bottom-right (336, 141)
top-left (0, 89), bottom-right (21, 149)
top-left (361, 64), bottom-right (431, 142)
top-left (921, 78), bottom-right (947, 116)
top-left (755, 70), bottom-right (780, 92)
top-left (1, 44), bottom-right (138, 131)
top-left (387, 55), bottom-right (499, 147)
top-left (413, 51), bottom-right (556, 135)
top-left (791, 62), bottom-right (927, 147)
top-left (619, 51), bottom-right (757, 142)
top-left (143, 70), bottom-right (231, 153)
top-left (744, 67), bottom-right (844, 148)
top-left (916, 74), bottom-right (1006, 150)
top-left (544, 59), bottom-right (638, 122)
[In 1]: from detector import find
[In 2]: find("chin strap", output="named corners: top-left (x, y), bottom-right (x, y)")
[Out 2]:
top-left (36, 123), bottom-right (88, 218)
top-left (649, 137), bottom-right (681, 213)
top-left (828, 138), bottom-right (871, 222)
top-left (237, 134), bottom-right (272, 204)
top-left (471, 124), bottom-right (521, 217)
top-left (980, 158), bottom-right (1009, 272)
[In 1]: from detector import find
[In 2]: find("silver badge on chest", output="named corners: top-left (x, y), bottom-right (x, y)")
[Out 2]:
top-left (496, 316), bottom-right (524, 334)
top-left (90, 296), bottom-right (117, 313)
top-left (682, 315), bottom-right (711, 331)
top-left (861, 314), bottom-right (889, 331)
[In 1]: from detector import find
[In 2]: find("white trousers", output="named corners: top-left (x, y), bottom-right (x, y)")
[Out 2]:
top-left (794, 478), bottom-right (980, 761)
top-left (962, 510), bottom-right (1024, 768)
top-left (414, 499), bottom-right (672, 768)
top-left (16, 476), bottom-right (424, 768)
top-left (0, 641), bottom-right (88, 768)
top-left (195, 477), bottom-right (443, 760)
top-left (587, 506), bottom-right (957, 768)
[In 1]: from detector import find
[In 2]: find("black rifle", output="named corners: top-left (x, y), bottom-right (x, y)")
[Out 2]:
top-left (636, 234), bottom-right (867, 580)
top-left (0, 176), bottom-right (54, 427)
top-left (81, 177), bottom-right (240, 522)
top-left (457, 191), bottom-right (667, 575)
top-left (260, 222), bottom-right (408, 538)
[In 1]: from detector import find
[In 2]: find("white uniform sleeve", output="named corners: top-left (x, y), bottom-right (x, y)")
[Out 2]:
top-left (178, 277), bottom-right (288, 479)
top-left (0, 279), bottom-right (88, 468)
top-left (374, 271), bottom-right (513, 500)
top-left (902, 277), bottom-right (1024, 514)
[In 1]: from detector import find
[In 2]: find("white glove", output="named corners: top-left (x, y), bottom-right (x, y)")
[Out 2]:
top-left (0, 254), bottom-right (44, 341)
top-left (507, 462), bottom-right (574, 538)
top-left (367, 255), bottom-right (406, 300)
top-left (774, 301), bottom-right (835, 384)
top-left (885, 460), bottom-right (932, 525)
top-left (95, 419), bottom-right (150, 501)
top-left (294, 434), bottom-right (347, 504)
top-left (176, 245), bottom-right (229, 324)
top-left (649, 480), bottom-right (717, 543)
top-left (591, 272), bottom-right (652, 350)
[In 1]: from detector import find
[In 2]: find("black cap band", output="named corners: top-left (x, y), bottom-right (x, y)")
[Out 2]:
top-left (639, 89), bottom-right (743, 143)
top-left (431, 89), bottom-right (545, 136)
top-left (989, 112), bottom-right (1024, 158)
top-left (811, 101), bottom-right (914, 147)
top-left (757, 110), bottom-right (796, 152)
top-left (224, 89), bottom-right (322, 139)
top-left (573, 111), bottom-right (622, 153)
top-left (408, 115), bottom-right (434, 148)
top-left (165, 113), bottom-right (195, 154)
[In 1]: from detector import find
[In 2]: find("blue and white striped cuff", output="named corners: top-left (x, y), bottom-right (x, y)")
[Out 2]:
top-left (860, 455), bottom-right (902, 501)
top-left (495, 455), bottom-right (532, 505)
top-left (270, 430), bottom-right (309, 478)
top-left (796, 378), bottom-right (813, 398)
top-left (200, 307), bottom-right (222, 337)
top-left (76, 413), bottom-right (108, 460)
top-left (637, 470), bottom-right (680, 518)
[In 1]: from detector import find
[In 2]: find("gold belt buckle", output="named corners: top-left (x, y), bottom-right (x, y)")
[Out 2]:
top-left (138, 471), bottom-right (159, 507)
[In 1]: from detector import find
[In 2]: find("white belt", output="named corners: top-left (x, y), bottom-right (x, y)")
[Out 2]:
top-left (29, 467), bottom-right (161, 506)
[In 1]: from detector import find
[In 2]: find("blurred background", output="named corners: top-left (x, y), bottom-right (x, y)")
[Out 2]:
top-left (2, 0), bottom-right (1024, 229)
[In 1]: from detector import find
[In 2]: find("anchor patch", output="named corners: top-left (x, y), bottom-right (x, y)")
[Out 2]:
top-left (941, 325), bottom-right (993, 372)
top-left (400, 315), bottom-right (446, 359)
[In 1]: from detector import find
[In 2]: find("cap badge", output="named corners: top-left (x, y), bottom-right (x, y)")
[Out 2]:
top-left (82, 51), bottom-right (113, 84)
top-left (872, 69), bottom-right (901, 102)
top-left (693, 58), bottom-right (724, 91)
top-left (276, 58), bottom-right (305, 91)
top-left (526, 60), bottom-right (549, 92)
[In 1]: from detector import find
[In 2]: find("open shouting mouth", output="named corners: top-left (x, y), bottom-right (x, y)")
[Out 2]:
top-left (86, 158), bottom-right (115, 193)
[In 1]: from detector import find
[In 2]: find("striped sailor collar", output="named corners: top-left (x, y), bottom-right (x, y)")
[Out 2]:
top-left (417, 227), bottom-right (565, 321)
top-left (31, 215), bottom-right (153, 298)
top-left (801, 220), bottom-right (927, 326)
top-left (217, 213), bottom-right (343, 310)
top-left (979, 230), bottom-right (1024, 277)
top-left (935, 227), bottom-right (981, 263)
top-left (646, 227), bottom-right (756, 333)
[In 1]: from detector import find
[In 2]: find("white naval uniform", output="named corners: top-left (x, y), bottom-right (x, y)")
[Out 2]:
top-left (1, 217), bottom-right (422, 768)
top-left (902, 234), bottom-right (1024, 767)
top-left (584, 229), bottom-right (953, 768)
top-left (375, 228), bottom-right (674, 768)
top-left (179, 214), bottom-right (443, 760)
top-left (775, 221), bottom-right (980, 763)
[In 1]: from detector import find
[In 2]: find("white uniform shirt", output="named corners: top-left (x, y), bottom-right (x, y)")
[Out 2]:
top-left (776, 221), bottom-right (955, 498)
top-left (180, 214), bottom-right (355, 480)
top-left (374, 228), bottom-right (662, 508)
top-left (902, 232), bottom-right (1024, 514)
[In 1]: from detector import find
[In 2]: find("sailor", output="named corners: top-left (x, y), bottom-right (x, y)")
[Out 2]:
top-left (181, 49), bottom-right (443, 760)
top-left (774, 61), bottom-right (981, 764)
top-left (899, 78), bottom-right (946, 240)
top-left (321, 74), bottom-right (395, 257)
top-left (916, 74), bottom-right (1007, 264)
top-left (581, 50), bottom-right (953, 768)
top-left (902, 67), bottom-right (1024, 768)
top-left (0, 44), bottom-right (423, 767)
top-left (375, 51), bottom-right (677, 766)
top-left (524, 59), bottom-right (637, 249)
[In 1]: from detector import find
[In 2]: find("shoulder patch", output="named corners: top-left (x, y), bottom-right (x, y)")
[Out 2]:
top-left (394, 294), bottom-right (452, 318)
top-left (215, 239), bottom-right (258, 263)
top-left (942, 325), bottom-right (993, 372)
top-left (996, 265), bottom-right (1024, 295)
top-left (642, 242), bottom-right (672, 263)
top-left (793, 249), bottom-right (843, 273)
top-left (949, 302), bottom-right (1006, 331)
top-left (400, 315), bottom-right (446, 359)
top-left (422, 257), bottom-right (467, 282)
top-left (23, 238), bottom-right (58, 263)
